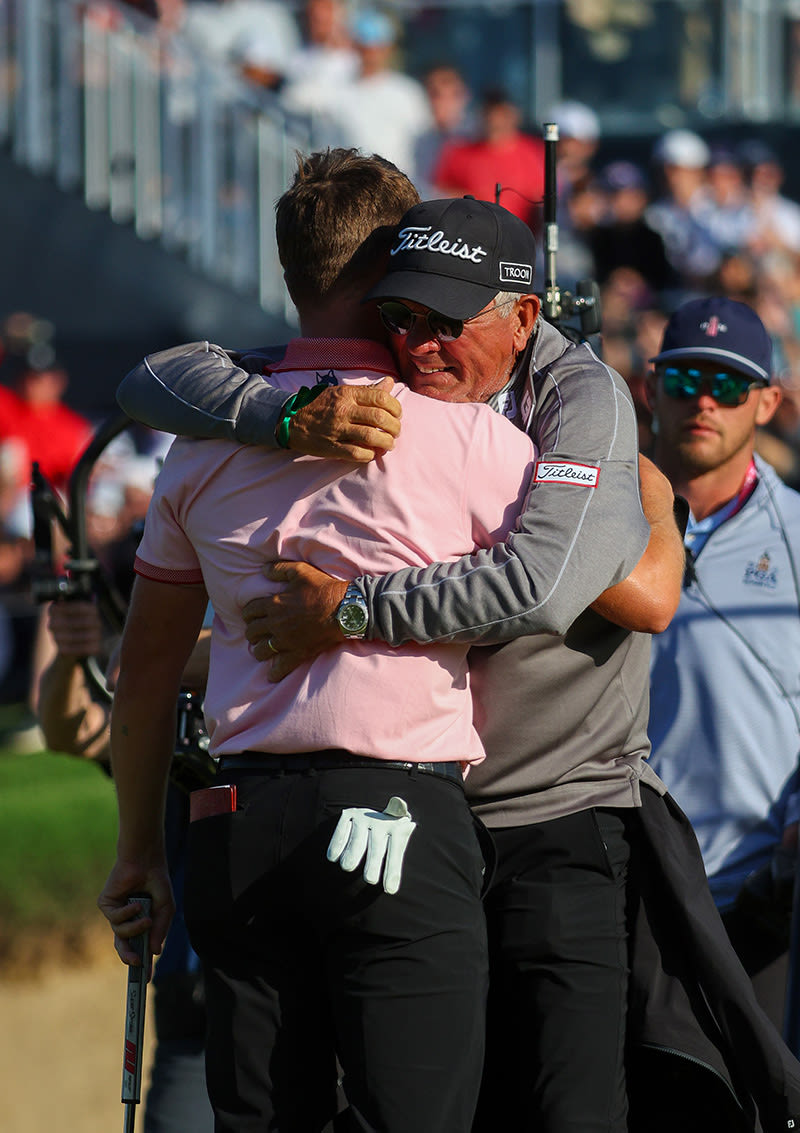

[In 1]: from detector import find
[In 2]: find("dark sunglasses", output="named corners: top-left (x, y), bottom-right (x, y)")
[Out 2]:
top-left (378, 299), bottom-right (516, 343)
top-left (659, 365), bottom-right (767, 407)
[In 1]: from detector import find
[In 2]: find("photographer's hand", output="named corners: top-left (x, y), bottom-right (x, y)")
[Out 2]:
top-left (47, 599), bottom-right (104, 657)
top-left (37, 600), bottom-right (112, 763)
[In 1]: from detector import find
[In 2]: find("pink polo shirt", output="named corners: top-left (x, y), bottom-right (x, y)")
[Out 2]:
top-left (135, 339), bottom-right (534, 765)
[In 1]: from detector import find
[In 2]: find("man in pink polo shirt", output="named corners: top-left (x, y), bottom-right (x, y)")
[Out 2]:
top-left (98, 151), bottom-right (535, 1133)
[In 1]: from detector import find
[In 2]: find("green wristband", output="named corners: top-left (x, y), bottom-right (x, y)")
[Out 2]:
top-left (275, 384), bottom-right (327, 450)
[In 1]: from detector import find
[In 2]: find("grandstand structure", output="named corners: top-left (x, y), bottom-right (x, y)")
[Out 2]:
top-left (3, 0), bottom-right (799, 327)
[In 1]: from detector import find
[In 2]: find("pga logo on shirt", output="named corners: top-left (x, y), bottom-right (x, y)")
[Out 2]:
top-left (743, 550), bottom-right (778, 589)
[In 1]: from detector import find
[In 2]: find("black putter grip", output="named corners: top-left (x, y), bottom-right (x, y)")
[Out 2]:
top-left (121, 894), bottom-right (152, 1111)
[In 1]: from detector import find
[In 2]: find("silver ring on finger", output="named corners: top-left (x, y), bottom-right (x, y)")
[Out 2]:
top-left (267, 637), bottom-right (279, 655)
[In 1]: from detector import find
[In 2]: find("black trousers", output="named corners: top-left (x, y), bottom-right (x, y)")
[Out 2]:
top-left (184, 764), bottom-right (488, 1133)
top-left (473, 807), bottom-right (631, 1133)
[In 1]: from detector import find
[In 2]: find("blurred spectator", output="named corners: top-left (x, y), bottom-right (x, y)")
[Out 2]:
top-left (629, 306), bottom-right (671, 451)
top-left (587, 160), bottom-right (674, 296)
top-left (432, 87), bottom-right (544, 229)
top-left (553, 177), bottom-right (606, 289)
top-left (119, 0), bottom-right (160, 18)
top-left (739, 140), bottom-right (800, 260)
top-left (236, 34), bottom-right (288, 93)
top-left (758, 351), bottom-right (800, 490)
top-left (118, 454), bottom-right (161, 529)
top-left (280, 0), bottom-right (359, 119)
top-left (120, 0), bottom-right (184, 24)
top-left (0, 530), bottom-right (38, 724)
top-left (0, 318), bottom-right (59, 719)
top-left (0, 355), bottom-right (92, 538)
top-left (325, 9), bottom-right (431, 177)
top-left (412, 64), bottom-right (473, 196)
top-left (707, 249), bottom-right (760, 305)
top-left (754, 415), bottom-right (800, 490)
top-left (0, 359), bottom-right (91, 490)
top-left (646, 128), bottom-right (719, 289)
top-left (768, 249), bottom-right (800, 351)
top-left (546, 99), bottom-right (601, 199)
top-left (180, 0), bottom-right (299, 67)
top-left (84, 431), bottom-right (168, 562)
top-left (598, 279), bottom-right (671, 454)
top-left (543, 100), bottom-right (601, 287)
top-left (152, 0), bottom-right (185, 35)
top-left (599, 266), bottom-right (655, 338)
top-left (0, 309), bottom-right (54, 371)
top-left (692, 145), bottom-right (755, 260)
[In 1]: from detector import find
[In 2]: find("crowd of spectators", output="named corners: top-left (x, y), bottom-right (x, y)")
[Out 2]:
top-left (562, 127), bottom-right (800, 485)
top-left (96, 2), bottom-right (800, 457)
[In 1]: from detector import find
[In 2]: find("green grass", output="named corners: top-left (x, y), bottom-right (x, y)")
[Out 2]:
top-left (0, 748), bottom-right (118, 930)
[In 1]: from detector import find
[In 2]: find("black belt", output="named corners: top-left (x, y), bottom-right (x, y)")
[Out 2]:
top-left (217, 751), bottom-right (463, 785)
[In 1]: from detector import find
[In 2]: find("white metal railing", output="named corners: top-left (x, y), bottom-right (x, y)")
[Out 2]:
top-left (0, 0), bottom-right (320, 322)
top-left (4, 0), bottom-right (798, 309)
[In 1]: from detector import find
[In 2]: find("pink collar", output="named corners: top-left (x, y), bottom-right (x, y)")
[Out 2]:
top-left (266, 338), bottom-right (398, 377)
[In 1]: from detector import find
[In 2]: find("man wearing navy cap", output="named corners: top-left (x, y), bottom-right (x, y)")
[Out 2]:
top-left (648, 295), bottom-right (800, 1026)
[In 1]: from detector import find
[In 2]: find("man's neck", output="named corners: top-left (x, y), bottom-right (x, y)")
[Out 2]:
top-left (298, 302), bottom-right (380, 341)
top-left (658, 448), bottom-right (756, 521)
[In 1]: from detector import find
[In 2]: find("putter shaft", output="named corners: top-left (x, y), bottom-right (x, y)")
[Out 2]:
top-left (121, 895), bottom-right (152, 1132)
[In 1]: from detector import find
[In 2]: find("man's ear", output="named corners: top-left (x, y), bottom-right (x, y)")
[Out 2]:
top-left (755, 384), bottom-right (782, 427)
top-left (513, 294), bottom-right (541, 351)
top-left (644, 368), bottom-right (658, 411)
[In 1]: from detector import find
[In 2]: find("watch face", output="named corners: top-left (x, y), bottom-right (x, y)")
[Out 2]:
top-left (339, 602), bottom-right (368, 634)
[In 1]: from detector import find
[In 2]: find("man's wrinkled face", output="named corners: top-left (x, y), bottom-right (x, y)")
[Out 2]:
top-left (383, 296), bottom-right (538, 404)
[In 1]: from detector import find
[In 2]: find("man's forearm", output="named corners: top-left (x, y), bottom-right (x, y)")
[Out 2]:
top-left (110, 676), bottom-right (177, 860)
top-left (118, 342), bottom-right (403, 463)
top-left (38, 656), bottom-right (111, 762)
top-left (117, 342), bottom-right (286, 445)
top-left (591, 508), bottom-right (685, 633)
top-left (590, 528), bottom-right (682, 632)
top-left (592, 456), bottom-right (686, 633)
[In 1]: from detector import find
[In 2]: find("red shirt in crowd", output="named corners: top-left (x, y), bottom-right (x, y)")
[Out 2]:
top-left (433, 132), bottom-right (546, 229)
top-left (0, 382), bottom-right (92, 493)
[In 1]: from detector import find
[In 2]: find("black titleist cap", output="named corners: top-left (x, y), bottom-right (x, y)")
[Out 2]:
top-left (650, 296), bottom-right (773, 385)
top-left (365, 197), bottom-right (537, 319)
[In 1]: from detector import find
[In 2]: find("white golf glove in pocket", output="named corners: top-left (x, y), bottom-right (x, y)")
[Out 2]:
top-left (327, 796), bottom-right (417, 895)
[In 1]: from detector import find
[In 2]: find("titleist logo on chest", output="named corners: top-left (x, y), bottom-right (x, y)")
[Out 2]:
top-left (391, 225), bottom-right (488, 263)
top-left (534, 461), bottom-right (600, 487)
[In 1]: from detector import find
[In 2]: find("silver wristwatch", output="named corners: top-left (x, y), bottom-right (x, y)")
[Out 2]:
top-left (335, 581), bottom-right (369, 639)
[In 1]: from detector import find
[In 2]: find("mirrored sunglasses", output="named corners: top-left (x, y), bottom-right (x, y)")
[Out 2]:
top-left (660, 365), bottom-right (767, 407)
top-left (378, 299), bottom-right (516, 343)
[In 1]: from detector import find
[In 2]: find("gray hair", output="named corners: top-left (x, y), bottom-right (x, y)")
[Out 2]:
top-left (493, 291), bottom-right (522, 317)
